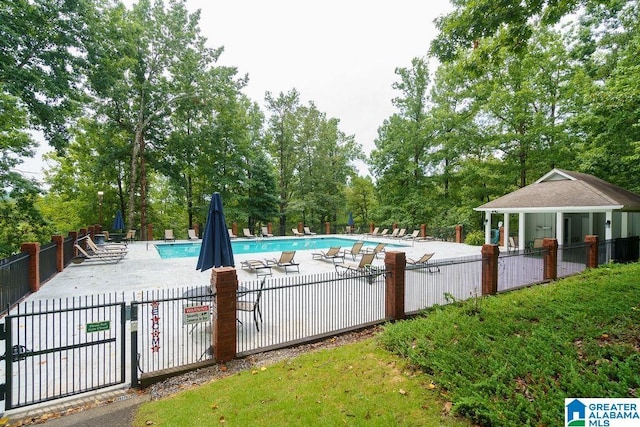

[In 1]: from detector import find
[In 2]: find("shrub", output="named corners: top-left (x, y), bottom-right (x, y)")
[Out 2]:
top-left (464, 230), bottom-right (484, 246)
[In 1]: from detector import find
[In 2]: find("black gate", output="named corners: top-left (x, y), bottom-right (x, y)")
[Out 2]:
top-left (0, 295), bottom-right (126, 410)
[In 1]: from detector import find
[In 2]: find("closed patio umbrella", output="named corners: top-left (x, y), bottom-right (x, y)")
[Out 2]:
top-left (347, 212), bottom-right (354, 226)
top-left (112, 209), bottom-right (125, 232)
top-left (196, 192), bottom-right (235, 271)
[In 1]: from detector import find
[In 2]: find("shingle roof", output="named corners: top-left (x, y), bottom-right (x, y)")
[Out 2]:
top-left (476, 169), bottom-right (640, 211)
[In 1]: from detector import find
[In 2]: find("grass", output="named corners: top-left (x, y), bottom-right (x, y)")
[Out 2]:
top-left (134, 262), bottom-right (640, 427)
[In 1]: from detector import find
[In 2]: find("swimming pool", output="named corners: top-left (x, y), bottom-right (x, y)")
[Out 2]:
top-left (154, 237), bottom-right (405, 259)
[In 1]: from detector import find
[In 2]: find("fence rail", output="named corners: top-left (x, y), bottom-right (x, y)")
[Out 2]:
top-left (0, 253), bottom-right (31, 316)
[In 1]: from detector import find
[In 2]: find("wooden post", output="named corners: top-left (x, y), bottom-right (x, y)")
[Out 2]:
top-left (384, 251), bottom-right (406, 320)
top-left (325, 221), bottom-right (330, 234)
top-left (585, 235), bottom-right (599, 269)
top-left (212, 267), bottom-right (238, 362)
top-left (481, 244), bottom-right (499, 295)
top-left (52, 235), bottom-right (64, 272)
top-left (543, 238), bottom-right (558, 281)
top-left (420, 224), bottom-right (426, 239)
top-left (455, 225), bottom-right (463, 243)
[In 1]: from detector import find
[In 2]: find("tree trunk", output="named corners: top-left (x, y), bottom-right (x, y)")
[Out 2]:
top-left (127, 128), bottom-right (142, 232)
top-left (139, 138), bottom-right (148, 240)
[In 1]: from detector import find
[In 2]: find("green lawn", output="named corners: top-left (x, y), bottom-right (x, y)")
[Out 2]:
top-left (135, 262), bottom-right (640, 427)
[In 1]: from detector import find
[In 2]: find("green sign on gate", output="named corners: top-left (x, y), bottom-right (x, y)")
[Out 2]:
top-left (86, 321), bottom-right (111, 333)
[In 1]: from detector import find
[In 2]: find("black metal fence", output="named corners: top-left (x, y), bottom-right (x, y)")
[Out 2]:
top-left (1, 294), bottom-right (126, 410)
top-left (38, 242), bottom-right (58, 285)
top-left (0, 253), bottom-right (30, 316)
top-left (63, 236), bottom-right (76, 267)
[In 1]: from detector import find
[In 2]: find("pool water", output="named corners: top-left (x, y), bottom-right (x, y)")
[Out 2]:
top-left (154, 237), bottom-right (405, 259)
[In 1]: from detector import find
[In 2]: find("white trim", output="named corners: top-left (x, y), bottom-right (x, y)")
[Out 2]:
top-left (475, 205), bottom-right (623, 213)
top-left (535, 168), bottom-right (576, 184)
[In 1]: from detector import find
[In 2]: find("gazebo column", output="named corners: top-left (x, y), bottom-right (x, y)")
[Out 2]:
top-left (556, 212), bottom-right (564, 247)
top-left (605, 211), bottom-right (613, 241)
top-left (503, 213), bottom-right (510, 249)
top-left (518, 213), bottom-right (526, 251)
top-left (485, 212), bottom-right (492, 244)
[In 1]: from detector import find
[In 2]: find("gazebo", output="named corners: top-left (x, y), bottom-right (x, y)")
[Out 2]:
top-left (475, 169), bottom-right (640, 251)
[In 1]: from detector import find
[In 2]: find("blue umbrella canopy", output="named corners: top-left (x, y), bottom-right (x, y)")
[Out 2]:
top-left (347, 212), bottom-right (355, 226)
top-left (196, 193), bottom-right (235, 271)
top-left (112, 209), bottom-right (125, 231)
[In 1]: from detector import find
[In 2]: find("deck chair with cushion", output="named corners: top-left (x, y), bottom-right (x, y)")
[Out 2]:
top-left (243, 228), bottom-right (255, 238)
top-left (312, 246), bottom-right (345, 264)
top-left (124, 229), bottom-right (136, 243)
top-left (291, 228), bottom-right (305, 237)
top-left (403, 230), bottom-right (420, 240)
top-left (407, 252), bottom-right (439, 272)
top-left (303, 226), bottom-right (316, 235)
top-left (188, 229), bottom-right (199, 240)
top-left (82, 236), bottom-right (128, 256)
top-left (378, 228), bottom-right (389, 237)
top-left (228, 228), bottom-right (237, 239)
top-left (164, 229), bottom-right (176, 242)
top-left (265, 250), bottom-right (300, 274)
top-left (261, 226), bottom-right (273, 237)
top-left (395, 228), bottom-right (407, 239)
top-left (237, 277), bottom-right (267, 332)
top-left (508, 236), bottom-right (518, 252)
top-left (386, 228), bottom-right (399, 238)
top-left (364, 243), bottom-right (386, 259)
top-left (341, 241), bottom-right (364, 260)
top-left (335, 253), bottom-right (382, 284)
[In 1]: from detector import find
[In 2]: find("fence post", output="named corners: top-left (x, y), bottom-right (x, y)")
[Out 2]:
top-left (543, 238), bottom-right (558, 281)
top-left (420, 224), bottom-right (426, 239)
top-left (52, 235), bottom-right (64, 272)
top-left (369, 222), bottom-right (375, 234)
top-left (212, 267), bottom-right (238, 362)
top-left (68, 231), bottom-right (79, 256)
top-left (481, 244), bottom-right (499, 295)
top-left (88, 225), bottom-right (95, 241)
top-left (585, 235), bottom-right (599, 268)
top-left (232, 222), bottom-right (238, 238)
top-left (456, 225), bottom-right (463, 243)
top-left (384, 251), bottom-right (406, 320)
top-left (20, 242), bottom-right (41, 293)
top-left (325, 221), bottom-right (330, 235)
top-left (147, 223), bottom-right (153, 241)
top-left (130, 303), bottom-right (140, 388)
top-left (267, 222), bottom-right (272, 235)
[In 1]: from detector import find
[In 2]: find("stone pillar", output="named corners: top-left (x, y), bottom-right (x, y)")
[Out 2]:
top-left (69, 231), bottom-right (79, 256)
top-left (420, 224), bottom-right (426, 239)
top-left (325, 221), bottom-right (330, 235)
top-left (481, 244), bottom-right (499, 295)
top-left (543, 238), bottom-right (558, 281)
top-left (88, 225), bottom-right (95, 241)
top-left (585, 235), bottom-right (599, 269)
top-left (20, 242), bottom-right (40, 293)
top-left (147, 223), bottom-right (153, 241)
top-left (232, 222), bottom-right (238, 238)
top-left (267, 222), bottom-right (272, 235)
top-left (384, 251), bottom-right (406, 320)
top-left (297, 222), bottom-right (304, 234)
top-left (455, 225), bottom-right (463, 243)
top-left (212, 267), bottom-right (238, 362)
top-left (369, 222), bottom-right (374, 234)
top-left (52, 235), bottom-right (64, 272)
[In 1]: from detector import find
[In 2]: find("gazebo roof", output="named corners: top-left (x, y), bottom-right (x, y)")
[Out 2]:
top-left (475, 169), bottom-right (640, 212)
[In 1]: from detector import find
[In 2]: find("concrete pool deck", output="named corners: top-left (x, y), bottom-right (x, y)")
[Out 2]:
top-left (28, 235), bottom-right (482, 302)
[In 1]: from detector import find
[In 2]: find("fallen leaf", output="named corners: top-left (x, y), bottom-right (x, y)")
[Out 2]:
top-left (211, 404), bottom-right (218, 410)
top-left (443, 401), bottom-right (453, 414)
top-left (428, 382), bottom-right (436, 389)
top-left (219, 416), bottom-right (226, 423)
top-left (145, 420), bottom-right (156, 425)
top-left (399, 389), bottom-right (407, 395)
top-left (252, 370), bottom-right (258, 375)
top-left (261, 366), bottom-right (267, 371)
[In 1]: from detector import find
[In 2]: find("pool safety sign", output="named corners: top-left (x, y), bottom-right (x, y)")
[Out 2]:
top-left (183, 304), bottom-right (210, 325)
top-left (566, 398), bottom-right (640, 426)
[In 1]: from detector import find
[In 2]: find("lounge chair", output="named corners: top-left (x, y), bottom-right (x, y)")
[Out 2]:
top-left (340, 241), bottom-right (364, 260)
top-left (386, 228), bottom-right (399, 238)
top-left (312, 246), bottom-right (345, 264)
top-left (237, 277), bottom-right (267, 331)
top-left (403, 230), bottom-right (420, 240)
top-left (124, 229), bottom-right (136, 243)
top-left (378, 229), bottom-right (389, 237)
top-left (335, 253), bottom-right (382, 284)
top-left (82, 236), bottom-right (128, 255)
top-left (364, 242), bottom-right (386, 259)
top-left (188, 229), bottom-right (199, 240)
top-left (407, 252), bottom-right (439, 272)
top-left (265, 250), bottom-right (300, 274)
top-left (291, 228), bottom-right (305, 237)
top-left (261, 226), bottom-right (273, 237)
top-left (395, 228), bottom-right (407, 239)
top-left (228, 229), bottom-right (237, 239)
top-left (243, 228), bottom-right (255, 238)
top-left (508, 236), bottom-right (518, 252)
top-left (164, 229), bottom-right (176, 242)
top-left (303, 226), bottom-right (316, 235)
top-left (240, 259), bottom-right (272, 277)
top-left (364, 227), bottom-right (379, 237)
top-left (72, 244), bottom-right (126, 264)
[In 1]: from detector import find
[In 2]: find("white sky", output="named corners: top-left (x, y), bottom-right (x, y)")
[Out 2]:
top-left (20, 0), bottom-right (453, 179)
